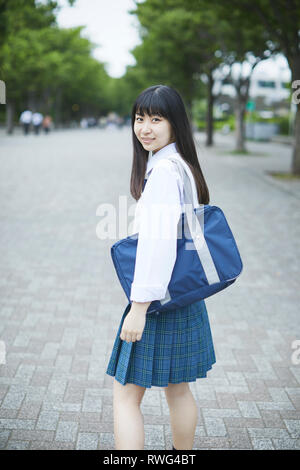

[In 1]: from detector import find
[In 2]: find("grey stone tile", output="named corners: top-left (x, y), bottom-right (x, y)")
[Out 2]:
top-left (82, 394), bottom-right (102, 413)
top-left (10, 430), bottom-right (55, 441)
top-left (55, 421), bottom-right (78, 442)
top-left (76, 432), bottom-right (99, 450)
top-left (18, 402), bottom-right (41, 419)
top-left (202, 408), bottom-right (241, 418)
top-left (29, 440), bottom-right (75, 450)
top-left (36, 411), bottom-right (60, 431)
top-left (144, 424), bottom-right (165, 447)
top-left (237, 401), bottom-right (261, 418)
top-left (252, 438), bottom-right (274, 450)
top-left (204, 417), bottom-right (227, 437)
top-left (195, 437), bottom-right (230, 449)
top-left (0, 418), bottom-right (35, 430)
top-left (283, 419), bottom-right (300, 438)
top-left (6, 440), bottom-right (30, 450)
top-left (0, 430), bottom-right (10, 449)
top-left (247, 427), bottom-right (289, 439)
top-left (227, 427), bottom-right (252, 449)
top-left (1, 386), bottom-right (26, 409)
top-left (272, 438), bottom-right (300, 450)
top-left (100, 432), bottom-right (114, 450)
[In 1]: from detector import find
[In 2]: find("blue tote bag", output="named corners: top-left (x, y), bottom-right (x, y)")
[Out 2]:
top-left (111, 156), bottom-right (243, 314)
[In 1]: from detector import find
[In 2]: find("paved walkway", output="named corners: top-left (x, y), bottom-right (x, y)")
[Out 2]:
top-left (0, 127), bottom-right (299, 450)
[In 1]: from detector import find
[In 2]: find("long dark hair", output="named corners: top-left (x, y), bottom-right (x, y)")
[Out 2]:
top-left (130, 84), bottom-right (210, 204)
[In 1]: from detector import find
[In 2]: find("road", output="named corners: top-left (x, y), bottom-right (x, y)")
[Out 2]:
top-left (0, 127), bottom-right (299, 449)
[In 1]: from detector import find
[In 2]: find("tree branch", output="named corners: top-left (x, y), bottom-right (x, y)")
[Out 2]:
top-left (239, 0), bottom-right (290, 55)
top-left (269, 0), bottom-right (292, 57)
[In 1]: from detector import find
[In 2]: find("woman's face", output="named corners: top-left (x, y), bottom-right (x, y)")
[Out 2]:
top-left (134, 112), bottom-right (175, 154)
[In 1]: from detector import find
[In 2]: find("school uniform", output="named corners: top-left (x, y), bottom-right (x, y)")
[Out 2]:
top-left (106, 142), bottom-right (216, 388)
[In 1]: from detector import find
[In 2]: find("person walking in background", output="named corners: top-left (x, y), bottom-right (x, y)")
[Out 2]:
top-left (32, 111), bottom-right (43, 135)
top-left (42, 115), bottom-right (52, 134)
top-left (106, 84), bottom-right (216, 450)
top-left (19, 109), bottom-right (32, 135)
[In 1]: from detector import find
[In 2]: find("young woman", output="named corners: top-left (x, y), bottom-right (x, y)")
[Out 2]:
top-left (106, 84), bottom-right (216, 450)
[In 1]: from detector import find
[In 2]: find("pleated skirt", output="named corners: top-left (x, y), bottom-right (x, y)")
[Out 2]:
top-left (105, 299), bottom-right (216, 389)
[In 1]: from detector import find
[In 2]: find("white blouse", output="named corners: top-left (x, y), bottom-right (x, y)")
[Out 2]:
top-left (129, 142), bottom-right (199, 303)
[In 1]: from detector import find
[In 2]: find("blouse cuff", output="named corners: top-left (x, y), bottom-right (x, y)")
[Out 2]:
top-left (130, 283), bottom-right (167, 302)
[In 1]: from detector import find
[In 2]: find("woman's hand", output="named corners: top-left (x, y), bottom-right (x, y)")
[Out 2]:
top-left (120, 301), bottom-right (151, 343)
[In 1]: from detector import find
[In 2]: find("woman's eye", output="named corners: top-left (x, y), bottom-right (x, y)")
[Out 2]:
top-left (136, 116), bottom-right (161, 122)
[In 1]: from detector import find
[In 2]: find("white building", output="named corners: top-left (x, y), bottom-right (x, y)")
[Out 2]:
top-left (215, 54), bottom-right (291, 105)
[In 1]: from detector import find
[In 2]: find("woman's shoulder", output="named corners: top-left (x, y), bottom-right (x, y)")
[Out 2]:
top-left (151, 152), bottom-right (183, 176)
top-left (155, 153), bottom-right (200, 209)
top-left (146, 159), bottom-right (183, 194)
top-left (145, 156), bottom-right (184, 199)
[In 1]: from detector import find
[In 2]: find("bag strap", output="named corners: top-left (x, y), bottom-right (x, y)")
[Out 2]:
top-left (164, 156), bottom-right (220, 285)
top-left (165, 155), bottom-right (201, 211)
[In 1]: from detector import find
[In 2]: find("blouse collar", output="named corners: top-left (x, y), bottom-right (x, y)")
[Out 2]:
top-left (146, 142), bottom-right (178, 176)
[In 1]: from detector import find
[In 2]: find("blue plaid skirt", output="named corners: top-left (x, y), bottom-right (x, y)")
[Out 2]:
top-left (105, 299), bottom-right (216, 388)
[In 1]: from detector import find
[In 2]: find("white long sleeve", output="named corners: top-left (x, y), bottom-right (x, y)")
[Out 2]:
top-left (130, 160), bottom-right (183, 302)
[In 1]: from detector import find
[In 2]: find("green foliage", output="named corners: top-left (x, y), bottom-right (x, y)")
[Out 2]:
top-left (215, 115), bottom-right (235, 131)
top-left (192, 99), bottom-right (207, 122)
top-left (245, 111), bottom-right (291, 135)
top-left (195, 115), bottom-right (235, 131)
top-left (1, 0), bottom-right (299, 131)
top-left (127, 0), bottom-right (222, 108)
top-left (277, 116), bottom-right (290, 135)
top-left (0, 0), bottom-right (114, 125)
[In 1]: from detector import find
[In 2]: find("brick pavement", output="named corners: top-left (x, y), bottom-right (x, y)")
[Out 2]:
top-left (0, 127), bottom-right (299, 450)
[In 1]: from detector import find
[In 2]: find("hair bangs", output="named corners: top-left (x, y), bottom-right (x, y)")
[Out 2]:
top-left (135, 90), bottom-right (169, 119)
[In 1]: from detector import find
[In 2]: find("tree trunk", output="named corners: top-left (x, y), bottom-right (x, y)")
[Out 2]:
top-left (6, 100), bottom-right (15, 134)
top-left (289, 55), bottom-right (300, 175)
top-left (292, 104), bottom-right (300, 174)
top-left (206, 69), bottom-right (214, 146)
top-left (42, 86), bottom-right (52, 113)
top-left (54, 87), bottom-right (62, 129)
top-left (28, 90), bottom-right (37, 112)
top-left (234, 99), bottom-right (246, 152)
top-left (231, 69), bottom-right (252, 153)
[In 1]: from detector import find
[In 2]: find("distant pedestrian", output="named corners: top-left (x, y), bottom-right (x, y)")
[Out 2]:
top-left (19, 109), bottom-right (32, 135)
top-left (42, 115), bottom-right (52, 134)
top-left (32, 112), bottom-right (43, 135)
top-left (80, 118), bottom-right (88, 128)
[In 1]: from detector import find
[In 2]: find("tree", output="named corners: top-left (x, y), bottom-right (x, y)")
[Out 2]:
top-left (0, 0), bottom-right (59, 132)
top-left (33, 26), bottom-right (112, 125)
top-left (129, 0), bottom-right (222, 144)
top-left (0, 0), bottom-right (113, 131)
top-left (206, 3), bottom-right (272, 152)
top-left (130, 0), bottom-right (295, 154)
top-left (221, 0), bottom-right (300, 171)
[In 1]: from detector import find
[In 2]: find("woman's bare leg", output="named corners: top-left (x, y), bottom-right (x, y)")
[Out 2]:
top-left (164, 382), bottom-right (198, 450)
top-left (113, 378), bottom-right (146, 450)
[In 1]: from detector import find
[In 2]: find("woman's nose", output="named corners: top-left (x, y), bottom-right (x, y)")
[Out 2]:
top-left (141, 120), bottom-right (151, 133)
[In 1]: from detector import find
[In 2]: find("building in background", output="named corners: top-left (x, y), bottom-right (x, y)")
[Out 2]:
top-left (214, 55), bottom-right (291, 116)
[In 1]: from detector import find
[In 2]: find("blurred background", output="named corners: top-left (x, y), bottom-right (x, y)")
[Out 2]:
top-left (0, 0), bottom-right (299, 164)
